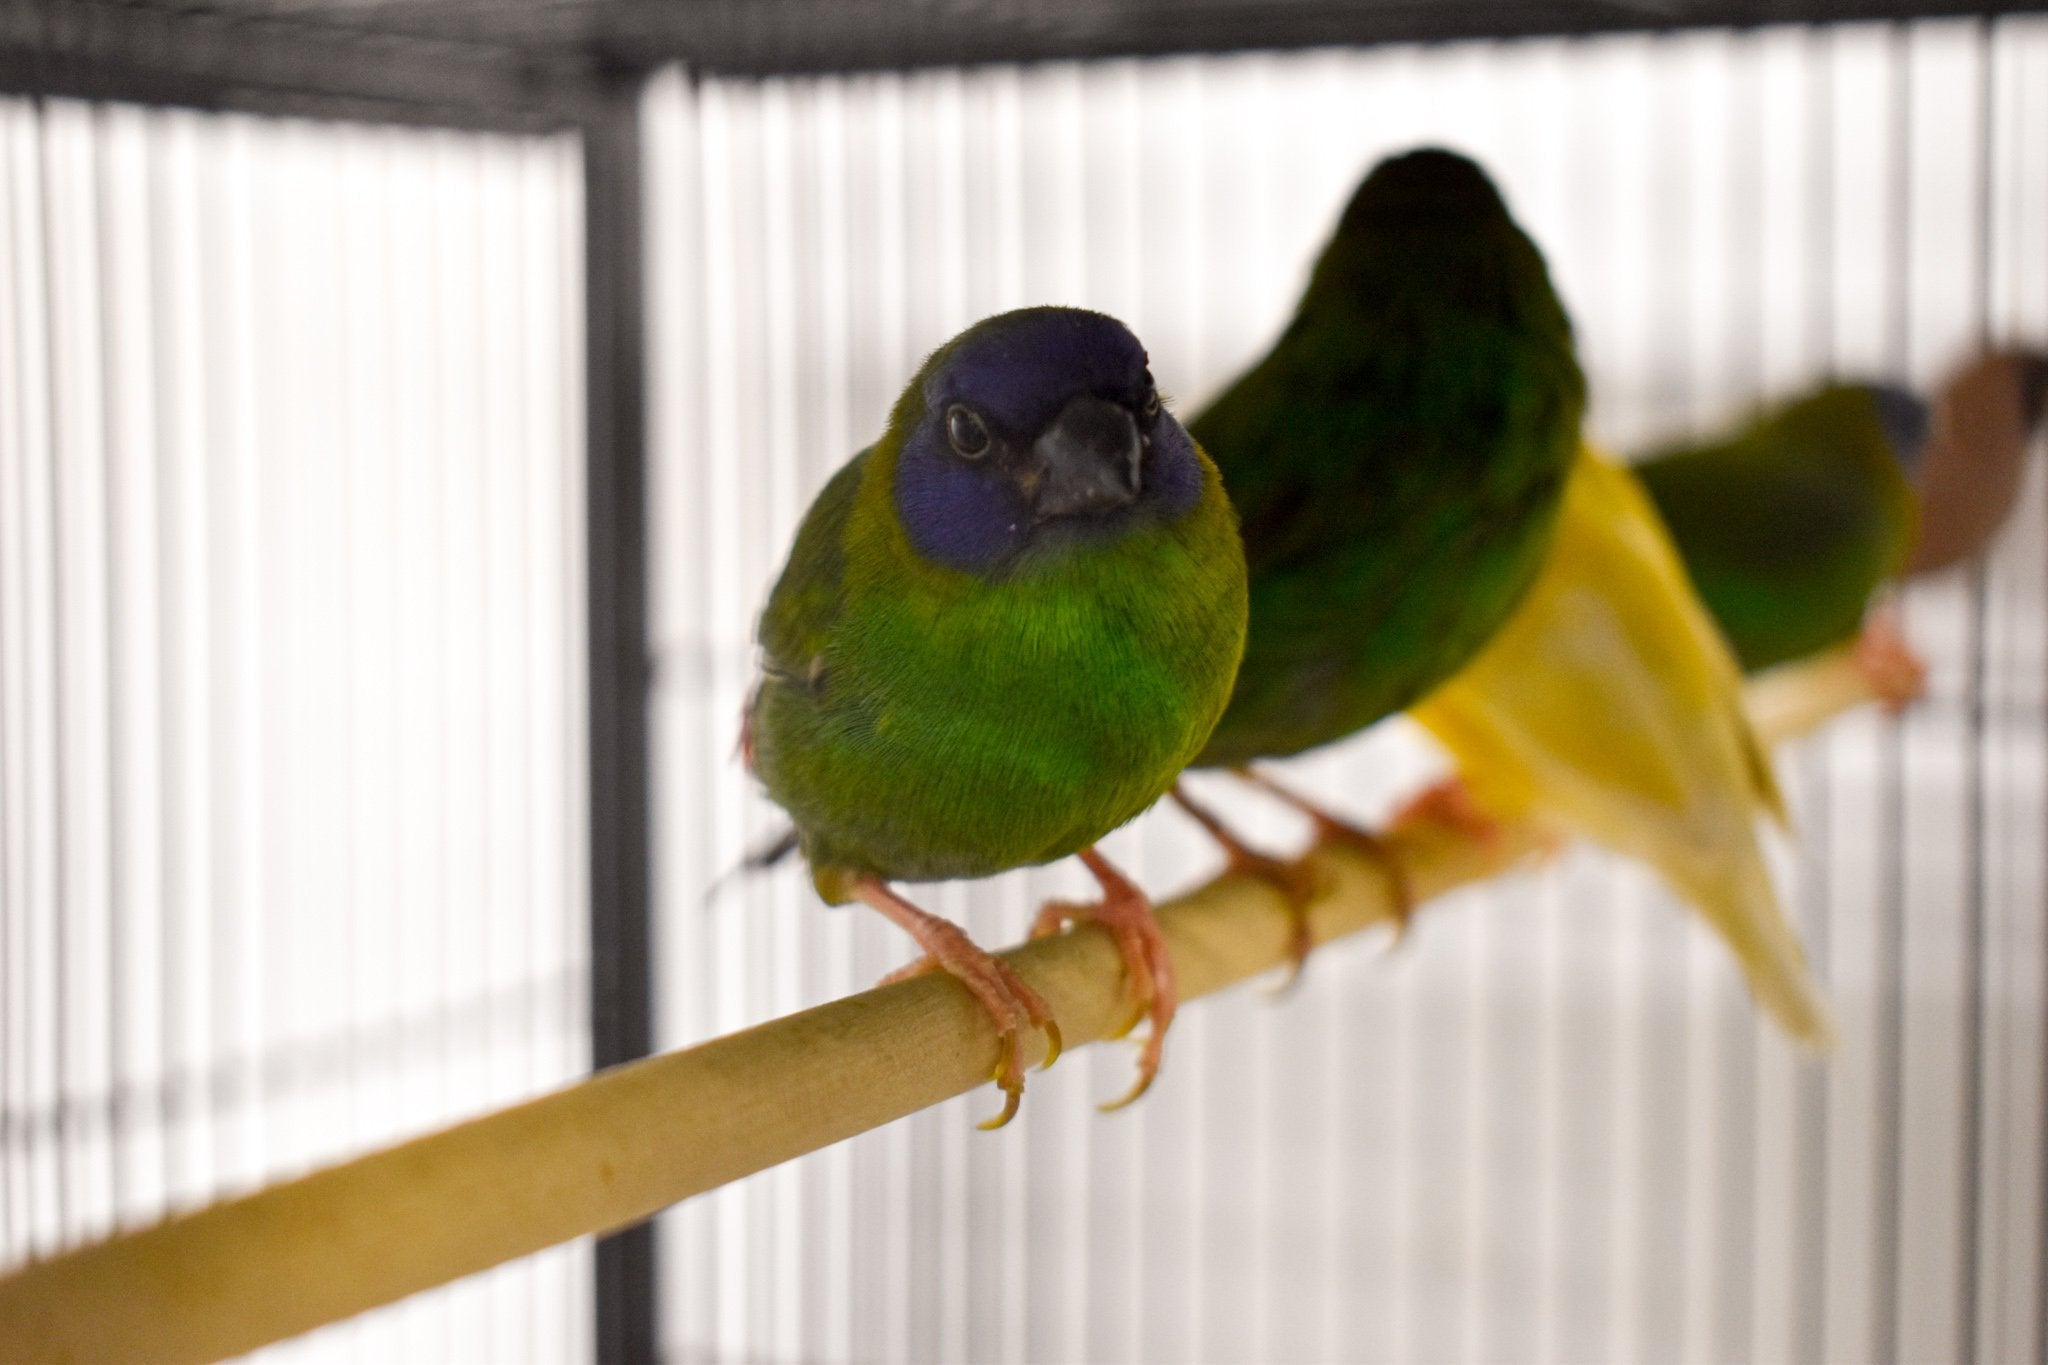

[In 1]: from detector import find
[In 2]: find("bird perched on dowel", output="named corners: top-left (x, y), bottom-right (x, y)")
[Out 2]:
top-left (743, 306), bottom-right (1248, 1124)
top-left (1636, 350), bottom-right (2048, 734)
top-left (1165, 144), bottom-right (1827, 1042)
top-left (1407, 447), bottom-right (1832, 1046)
top-left (1166, 146), bottom-right (1585, 976)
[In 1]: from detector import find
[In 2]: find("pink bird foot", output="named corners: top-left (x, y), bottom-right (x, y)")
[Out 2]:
top-left (1390, 774), bottom-right (1555, 866)
top-left (1391, 775), bottom-right (1505, 850)
top-left (856, 876), bottom-right (1061, 1130)
top-left (1853, 612), bottom-right (1928, 714)
top-left (1031, 847), bottom-right (1176, 1110)
top-left (1232, 767), bottom-right (1414, 946)
top-left (1169, 782), bottom-right (1324, 989)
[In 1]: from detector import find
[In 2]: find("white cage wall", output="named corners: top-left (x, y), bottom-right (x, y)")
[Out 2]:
top-left (0, 101), bottom-right (594, 1362)
top-left (648, 19), bottom-right (2048, 1365)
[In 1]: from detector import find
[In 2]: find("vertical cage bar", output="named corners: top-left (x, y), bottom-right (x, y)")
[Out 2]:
top-left (1956, 24), bottom-right (1996, 1364)
top-left (1871, 27), bottom-right (1911, 1365)
top-left (582, 81), bottom-right (658, 1364)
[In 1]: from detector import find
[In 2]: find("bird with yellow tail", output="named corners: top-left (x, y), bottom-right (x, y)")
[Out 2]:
top-left (1406, 444), bottom-right (1832, 1046)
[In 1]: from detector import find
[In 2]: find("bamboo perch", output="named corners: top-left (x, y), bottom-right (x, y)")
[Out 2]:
top-left (1744, 639), bottom-right (1892, 743)
top-left (0, 828), bottom-right (1529, 1363)
top-left (0, 666), bottom-right (1858, 1365)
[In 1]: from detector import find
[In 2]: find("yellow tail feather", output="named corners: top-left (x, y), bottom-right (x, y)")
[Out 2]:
top-left (1411, 445), bottom-right (1832, 1046)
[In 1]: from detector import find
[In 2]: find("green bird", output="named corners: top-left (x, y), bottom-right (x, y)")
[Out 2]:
top-left (744, 306), bottom-right (1248, 1123)
top-left (1636, 349), bottom-right (2048, 713)
top-left (1166, 148), bottom-right (1585, 967)
top-left (1634, 381), bottom-right (1925, 686)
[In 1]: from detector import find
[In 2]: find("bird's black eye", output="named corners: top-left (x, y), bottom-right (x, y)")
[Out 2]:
top-left (945, 404), bottom-right (990, 459)
top-left (1141, 378), bottom-right (1160, 422)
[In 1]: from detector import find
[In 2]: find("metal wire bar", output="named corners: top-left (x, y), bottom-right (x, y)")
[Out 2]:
top-left (579, 81), bottom-right (658, 1365)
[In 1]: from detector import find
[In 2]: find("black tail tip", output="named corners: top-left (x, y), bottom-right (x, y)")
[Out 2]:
top-left (741, 825), bottom-right (800, 873)
top-left (702, 824), bottom-right (801, 906)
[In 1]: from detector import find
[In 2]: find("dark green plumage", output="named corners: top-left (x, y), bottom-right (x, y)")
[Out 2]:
top-left (748, 307), bottom-right (1248, 903)
top-left (1189, 148), bottom-right (1585, 769)
top-left (1635, 383), bottom-right (1920, 673)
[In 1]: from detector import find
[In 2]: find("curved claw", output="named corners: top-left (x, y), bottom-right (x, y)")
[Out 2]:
top-left (1260, 879), bottom-right (1321, 995)
top-left (1226, 767), bottom-right (1409, 980)
top-left (1228, 853), bottom-right (1327, 994)
top-left (1102, 984), bottom-right (1169, 1112)
top-left (979, 1092), bottom-right (1023, 1131)
top-left (979, 1035), bottom-right (1025, 1130)
top-left (1098, 1064), bottom-right (1157, 1113)
top-left (1038, 1019), bottom-right (1064, 1070)
top-left (1264, 943), bottom-right (1311, 997)
top-left (852, 875), bottom-right (1060, 1130)
top-left (1373, 880), bottom-right (1416, 955)
top-left (1303, 813), bottom-right (1413, 952)
top-left (1037, 848), bottom-right (1180, 1111)
top-left (980, 1006), bottom-right (1062, 1128)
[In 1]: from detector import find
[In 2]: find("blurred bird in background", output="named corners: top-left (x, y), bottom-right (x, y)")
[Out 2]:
top-left (1407, 447), bottom-right (1832, 1045)
top-left (1637, 351), bottom-right (2048, 736)
top-left (744, 306), bottom-right (1247, 1124)
top-left (1165, 141), bottom-right (2041, 1043)
top-left (1638, 382), bottom-right (1928, 679)
top-left (1901, 350), bottom-right (2048, 574)
top-left (1168, 147), bottom-right (1585, 977)
top-left (1406, 346), bottom-right (2048, 1043)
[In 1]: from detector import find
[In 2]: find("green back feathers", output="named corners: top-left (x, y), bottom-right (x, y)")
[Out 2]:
top-left (1191, 149), bottom-right (1585, 767)
top-left (1637, 384), bottom-right (1918, 673)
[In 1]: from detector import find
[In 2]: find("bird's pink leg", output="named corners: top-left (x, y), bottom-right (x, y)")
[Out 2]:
top-left (854, 876), bottom-right (1061, 1130)
top-left (1389, 775), bottom-right (1506, 850)
top-left (1393, 774), bottom-right (1570, 866)
top-left (1169, 781), bottom-right (1323, 990)
top-left (1031, 847), bottom-right (1176, 1110)
top-left (1852, 611), bottom-right (1928, 714)
top-left (1232, 767), bottom-right (1414, 943)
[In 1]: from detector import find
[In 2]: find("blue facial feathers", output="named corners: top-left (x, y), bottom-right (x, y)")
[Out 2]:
top-left (890, 308), bottom-right (1204, 574)
top-left (922, 308), bottom-right (1153, 435)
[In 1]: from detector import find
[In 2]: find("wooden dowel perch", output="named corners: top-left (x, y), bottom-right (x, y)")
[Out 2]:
top-left (0, 667), bottom-right (1856, 1365)
top-left (1744, 639), bottom-right (1891, 743)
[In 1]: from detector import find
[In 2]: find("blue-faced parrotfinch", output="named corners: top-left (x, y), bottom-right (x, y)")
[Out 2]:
top-left (743, 307), bottom-right (1248, 1123)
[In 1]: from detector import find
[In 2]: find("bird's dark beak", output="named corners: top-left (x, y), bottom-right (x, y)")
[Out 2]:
top-left (1029, 395), bottom-right (1142, 520)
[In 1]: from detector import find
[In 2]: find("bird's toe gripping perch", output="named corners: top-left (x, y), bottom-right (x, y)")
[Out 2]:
top-left (1031, 846), bottom-right (1177, 1110)
top-left (859, 877), bottom-right (1061, 1129)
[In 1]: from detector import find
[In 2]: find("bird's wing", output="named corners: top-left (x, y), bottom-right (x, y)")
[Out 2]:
top-left (757, 447), bottom-right (870, 680)
top-left (742, 448), bottom-right (872, 774)
top-left (1410, 446), bottom-right (1828, 1046)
